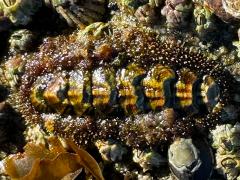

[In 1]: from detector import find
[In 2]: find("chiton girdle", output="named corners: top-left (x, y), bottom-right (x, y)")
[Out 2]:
top-left (3, 25), bottom-right (235, 148)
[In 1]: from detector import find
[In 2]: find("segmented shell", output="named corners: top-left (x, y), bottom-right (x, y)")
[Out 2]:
top-left (3, 24), bottom-right (235, 148)
top-left (29, 63), bottom-right (219, 117)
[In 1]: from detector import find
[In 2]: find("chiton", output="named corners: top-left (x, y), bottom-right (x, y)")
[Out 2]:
top-left (3, 24), bottom-right (234, 148)
top-left (30, 64), bottom-right (219, 116)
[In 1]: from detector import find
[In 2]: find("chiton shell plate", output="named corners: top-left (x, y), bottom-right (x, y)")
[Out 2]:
top-left (3, 24), bottom-right (235, 148)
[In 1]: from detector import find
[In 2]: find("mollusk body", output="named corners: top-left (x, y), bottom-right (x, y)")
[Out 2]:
top-left (4, 24), bottom-right (233, 148)
top-left (30, 63), bottom-right (219, 116)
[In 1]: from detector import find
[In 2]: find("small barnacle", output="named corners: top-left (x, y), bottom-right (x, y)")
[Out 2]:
top-left (218, 155), bottom-right (240, 180)
top-left (115, 0), bottom-right (160, 22)
top-left (95, 140), bottom-right (128, 162)
top-left (134, 3), bottom-right (157, 25)
top-left (210, 123), bottom-right (240, 179)
top-left (161, 0), bottom-right (193, 28)
top-left (133, 149), bottom-right (166, 172)
top-left (168, 138), bottom-right (214, 180)
top-left (9, 29), bottom-right (35, 53)
top-left (210, 123), bottom-right (240, 155)
top-left (0, 0), bottom-right (42, 25)
top-left (45, 0), bottom-right (107, 28)
top-left (193, 4), bottom-right (215, 36)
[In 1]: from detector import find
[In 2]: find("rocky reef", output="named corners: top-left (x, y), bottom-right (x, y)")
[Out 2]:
top-left (0, 0), bottom-right (240, 179)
